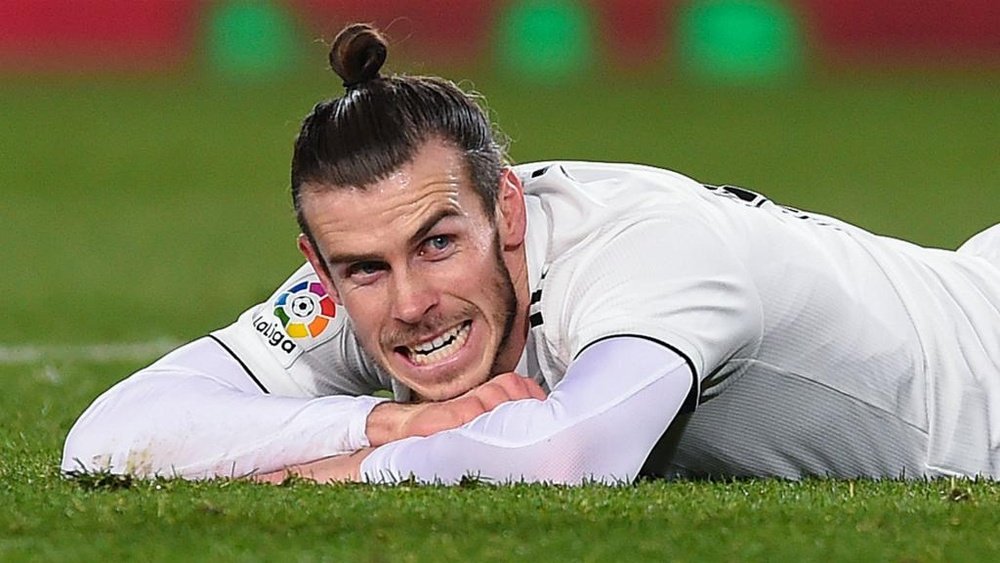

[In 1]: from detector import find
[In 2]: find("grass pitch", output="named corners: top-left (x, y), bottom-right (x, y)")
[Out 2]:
top-left (4, 360), bottom-right (1000, 561)
top-left (1, 66), bottom-right (999, 560)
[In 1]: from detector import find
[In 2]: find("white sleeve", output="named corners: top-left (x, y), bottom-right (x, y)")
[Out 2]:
top-left (359, 336), bottom-right (692, 485)
top-left (61, 337), bottom-right (387, 479)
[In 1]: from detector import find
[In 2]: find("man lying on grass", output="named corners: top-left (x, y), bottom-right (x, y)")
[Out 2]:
top-left (63, 24), bottom-right (1000, 484)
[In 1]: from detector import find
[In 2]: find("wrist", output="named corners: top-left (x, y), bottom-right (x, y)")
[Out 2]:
top-left (365, 401), bottom-right (415, 446)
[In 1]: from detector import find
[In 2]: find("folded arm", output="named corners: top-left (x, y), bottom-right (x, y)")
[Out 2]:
top-left (62, 338), bottom-right (545, 480)
top-left (61, 337), bottom-right (386, 479)
top-left (283, 336), bottom-right (693, 485)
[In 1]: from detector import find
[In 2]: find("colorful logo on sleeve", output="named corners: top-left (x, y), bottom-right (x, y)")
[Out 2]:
top-left (273, 281), bottom-right (336, 339)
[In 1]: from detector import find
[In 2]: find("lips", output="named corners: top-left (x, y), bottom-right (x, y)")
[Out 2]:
top-left (398, 320), bottom-right (472, 366)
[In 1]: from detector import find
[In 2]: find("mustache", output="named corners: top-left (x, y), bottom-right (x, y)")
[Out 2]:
top-left (380, 309), bottom-right (474, 348)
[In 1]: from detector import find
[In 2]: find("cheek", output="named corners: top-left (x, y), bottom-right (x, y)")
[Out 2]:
top-left (440, 257), bottom-right (505, 316)
top-left (435, 248), bottom-right (496, 290)
top-left (341, 292), bottom-right (389, 338)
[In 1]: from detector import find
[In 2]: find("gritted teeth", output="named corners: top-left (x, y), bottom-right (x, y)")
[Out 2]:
top-left (405, 321), bottom-right (471, 366)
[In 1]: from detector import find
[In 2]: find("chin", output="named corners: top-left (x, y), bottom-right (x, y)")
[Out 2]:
top-left (402, 368), bottom-right (488, 402)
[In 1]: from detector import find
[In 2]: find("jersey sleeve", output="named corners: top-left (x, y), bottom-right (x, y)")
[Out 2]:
top-left (359, 336), bottom-right (692, 484)
top-left (554, 215), bottom-right (763, 402)
top-left (61, 337), bottom-right (388, 479)
top-left (210, 263), bottom-right (393, 398)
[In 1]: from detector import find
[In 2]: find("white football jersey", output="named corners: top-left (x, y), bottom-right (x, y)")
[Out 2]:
top-left (213, 161), bottom-right (1000, 478)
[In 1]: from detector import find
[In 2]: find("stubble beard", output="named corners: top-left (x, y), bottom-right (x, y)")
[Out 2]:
top-left (488, 232), bottom-right (519, 376)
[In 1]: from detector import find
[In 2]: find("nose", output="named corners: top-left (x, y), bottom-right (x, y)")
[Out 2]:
top-left (390, 267), bottom-right (438, 325)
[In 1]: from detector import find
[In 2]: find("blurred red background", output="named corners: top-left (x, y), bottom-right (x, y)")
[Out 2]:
top-left (0, 0), bottom-right (997, 72)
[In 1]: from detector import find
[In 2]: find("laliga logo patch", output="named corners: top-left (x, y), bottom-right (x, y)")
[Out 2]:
top-left (273, 281), bottom-right (336, 339)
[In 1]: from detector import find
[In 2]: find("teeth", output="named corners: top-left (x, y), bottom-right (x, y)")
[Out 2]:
top-left (407, 322), bottom-right (470, 366)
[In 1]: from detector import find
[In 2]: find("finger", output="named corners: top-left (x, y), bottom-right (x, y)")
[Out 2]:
top-left (471, 381), bottom-right (513, 411)
top-left (489, 372), bottom-right (529, 399)
top-left (523, 377), bottom-right (548, 401)
top-left (493, 372), bottom-right (546, 401)
top-left (406, 401), bottom-right (470, 436)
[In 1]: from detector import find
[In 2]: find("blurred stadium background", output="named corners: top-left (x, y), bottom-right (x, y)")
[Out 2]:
top-left (1, 0), bottom-right (998, 347)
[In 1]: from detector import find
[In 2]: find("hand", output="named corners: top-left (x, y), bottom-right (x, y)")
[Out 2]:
top-left (255, 448), bottom-right (374, 484)
top-left (366, 372), bottom-right (547, 446)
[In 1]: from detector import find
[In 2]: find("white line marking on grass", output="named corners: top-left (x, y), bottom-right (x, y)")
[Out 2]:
top-left (0, 339), bottom-right (181, 365)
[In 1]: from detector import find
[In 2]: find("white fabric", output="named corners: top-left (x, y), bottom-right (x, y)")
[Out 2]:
top-left (211, 264), bottom-right (398, 398)
top-left (360, 337), bottom-right (692, 484)
top-left (958, 222), bottom-right (1000, 270)
top-left (519, 163), bottom-right (1000, 477)
top-left (61, 337), bottom-right (386, 479)
top-left (63, 160), bottom-right (1000, 480)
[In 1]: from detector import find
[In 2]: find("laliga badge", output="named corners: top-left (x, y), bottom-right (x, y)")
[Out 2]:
top-left (253, 279), bottom-right (339, 368)
top-left (274, 280), bottom-right (337, 339)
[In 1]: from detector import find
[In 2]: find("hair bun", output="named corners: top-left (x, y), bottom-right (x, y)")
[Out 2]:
top-left (329, 23), bottom-right (388, 89)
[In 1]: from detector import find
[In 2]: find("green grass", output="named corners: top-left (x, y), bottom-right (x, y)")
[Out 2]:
top-left (6, 362), bottom-right (1000, 560)
top-left (5, 358), bottom-right (1000, 561)
top-left (3, 70), bottom-right (998, 343)
top-left (0, 364), bottom-right (1000, 561)
top-left (2, 67), bottom-right (999, 559)
top-left (4, 476), bottom-right (1000, 561)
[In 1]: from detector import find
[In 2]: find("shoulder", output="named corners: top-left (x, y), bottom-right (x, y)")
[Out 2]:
top-left (230, 263), bottom-right (342, 365)
top-left (212, 263), bottom-right (387, 396)
top-left (537, 215), bottom-right (763, 380)
top-left (516, 160), bottom-right (706, 200)
top-left (519, 161), bottom-right (722, 259)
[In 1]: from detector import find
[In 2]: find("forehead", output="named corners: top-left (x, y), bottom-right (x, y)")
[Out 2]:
top-left (301, 140), bottom-right (485, 255)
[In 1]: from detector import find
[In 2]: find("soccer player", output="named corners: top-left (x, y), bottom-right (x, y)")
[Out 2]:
top-left (62, 24), bottom-right (1000, 484)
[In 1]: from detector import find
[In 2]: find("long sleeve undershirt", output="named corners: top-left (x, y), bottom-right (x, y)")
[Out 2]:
top-left (62, 336), bottom-right (692, 484)
top-left (61, 337), bottom-right (386, 479)
top-left (361, 337), bottom-right (693, 485)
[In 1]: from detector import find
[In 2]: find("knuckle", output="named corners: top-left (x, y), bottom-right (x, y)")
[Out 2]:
top-left (470, 396), bottom-right (488, 413)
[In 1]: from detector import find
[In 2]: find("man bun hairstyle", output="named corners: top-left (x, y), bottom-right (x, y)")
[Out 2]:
top-left (329, 23), bottom-right (386, 88)
top-left (292, 23), bottom-right (508, 249)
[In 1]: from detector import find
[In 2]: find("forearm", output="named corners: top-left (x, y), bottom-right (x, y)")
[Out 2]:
top-left (258, 371), bottom-right (550, 484)
top-left (363, 372), bottom-right (548, 446)
top-left (359, 337), bottom-right (694, 485)
top-left (61, 339), bottom-right (386, 479)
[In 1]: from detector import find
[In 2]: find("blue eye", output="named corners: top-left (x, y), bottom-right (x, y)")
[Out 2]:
top-left (428, 235), bottom-right (450, 250)
top-left (421, 235), bottom-right (455, 258)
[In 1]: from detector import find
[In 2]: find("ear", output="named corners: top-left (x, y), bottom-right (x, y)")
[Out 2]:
top-left (495, 168), bottom-right (526, 250)
top-left (297, 233), bottom-right (342, 304)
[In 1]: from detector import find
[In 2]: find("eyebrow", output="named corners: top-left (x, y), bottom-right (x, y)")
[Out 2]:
top-left (409, 207), bottom-right (462, 246)
top-left (323, 207), bottom-right (463, 267)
